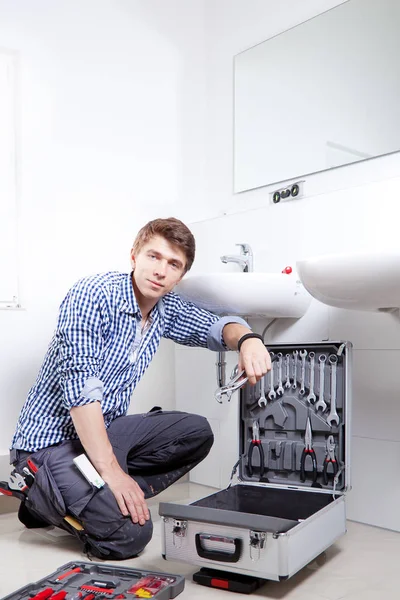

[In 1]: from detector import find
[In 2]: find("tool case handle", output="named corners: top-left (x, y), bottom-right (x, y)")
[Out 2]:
top-left (195, 534), bottom-right (242, 563)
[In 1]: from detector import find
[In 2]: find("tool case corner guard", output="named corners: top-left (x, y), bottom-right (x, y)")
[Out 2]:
top-left (159, 340), bottom-right (352, 582)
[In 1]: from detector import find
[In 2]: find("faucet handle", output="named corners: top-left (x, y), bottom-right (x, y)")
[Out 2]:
top-left (235, 243), bottom-right (252, 255)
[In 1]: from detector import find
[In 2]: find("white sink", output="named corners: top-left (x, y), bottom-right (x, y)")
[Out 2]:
top-left (176, 272), bottom-right (312, 317)
top-left (297, 251), bottom-right (400, 311)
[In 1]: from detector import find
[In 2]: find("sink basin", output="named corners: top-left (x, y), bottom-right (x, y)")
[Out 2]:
top-left (176, 272), bottom-right (312, 317)
top-left (296, 251), bottom-right (400, 311)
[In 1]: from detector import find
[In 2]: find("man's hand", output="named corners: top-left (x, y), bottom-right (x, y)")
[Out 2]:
top-left (101, 466), bottom-right (150, 525)
top-left (238, 338), bottom-right (271, 385)
top-left (222, 323), bottom-right (271, 385)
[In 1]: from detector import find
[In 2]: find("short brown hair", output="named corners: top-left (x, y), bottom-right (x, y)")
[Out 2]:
top-left (132, 217), bottom-right (195, 273)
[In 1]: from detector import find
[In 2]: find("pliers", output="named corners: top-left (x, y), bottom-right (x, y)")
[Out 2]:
top-left (323, 435), bottom-right (338, 485)
top-left (300, 416), bottom-right (317, 483)
top-left (215, 368), bottom-right (248, 403)
top-left (0, 470), bottom-right (30, 501)
top-left (247, 420), bottom-right (265, 478)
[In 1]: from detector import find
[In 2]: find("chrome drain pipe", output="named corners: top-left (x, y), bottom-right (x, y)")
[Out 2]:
top-left (216, 351), bottom-right (227, 387)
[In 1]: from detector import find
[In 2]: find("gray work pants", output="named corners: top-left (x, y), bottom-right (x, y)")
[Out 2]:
top-left (13, 409), bottom-right (214, 560)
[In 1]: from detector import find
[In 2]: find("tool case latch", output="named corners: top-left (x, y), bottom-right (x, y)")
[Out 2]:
top-left (249, 530), bottom-right (266, 562)
top-left (171, 519), bottom-right (187, 547)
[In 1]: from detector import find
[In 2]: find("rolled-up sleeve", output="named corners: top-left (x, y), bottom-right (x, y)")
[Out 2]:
top-left (162, 294), bottom-right (249, 351)
top-left (207, 315), bottom-right (250, 351)
top-left (56, 280), bottom-right (106, 410)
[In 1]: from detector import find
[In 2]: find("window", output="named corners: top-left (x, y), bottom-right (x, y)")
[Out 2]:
top-left (0, 50), bottom-right (18, 307)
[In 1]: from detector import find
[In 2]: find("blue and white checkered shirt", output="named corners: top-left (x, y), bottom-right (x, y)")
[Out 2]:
top-left (12, 272), bottom-right (248, 452)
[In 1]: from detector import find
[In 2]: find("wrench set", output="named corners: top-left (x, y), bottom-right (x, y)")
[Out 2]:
top-left (241, 342), bottom-right (349, 490)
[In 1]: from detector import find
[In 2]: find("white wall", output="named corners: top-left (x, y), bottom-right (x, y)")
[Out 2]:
top-left (0, 50), bottom-right (18, 304)
top-left (174, 0), bottom-right (400, 532)
top-left (0, 0), bottom-right (206, 470)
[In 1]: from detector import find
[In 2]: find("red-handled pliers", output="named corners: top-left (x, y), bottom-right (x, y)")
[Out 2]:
top-left (247, 420), bottom-right (265, 478)
top-left (323, 435), bottom-right (338, 485)
top-left (300, 417), bottom-right (317, 483)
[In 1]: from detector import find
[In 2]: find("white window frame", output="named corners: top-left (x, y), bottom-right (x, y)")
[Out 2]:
top-left (0, 49), bottom-right (19, 309)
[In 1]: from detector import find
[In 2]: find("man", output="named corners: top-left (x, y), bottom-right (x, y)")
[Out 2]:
top-left (8, 217), bottom-right (270, 560)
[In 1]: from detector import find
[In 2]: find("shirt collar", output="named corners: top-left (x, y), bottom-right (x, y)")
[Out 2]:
top-left (119, 272), bottom-right (140, 316)
top-left (119, 272), bottom-right (166, 322)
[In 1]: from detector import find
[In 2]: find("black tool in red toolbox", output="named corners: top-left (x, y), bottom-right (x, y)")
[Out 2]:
top-left (2, 562), bottom-right (185, 600)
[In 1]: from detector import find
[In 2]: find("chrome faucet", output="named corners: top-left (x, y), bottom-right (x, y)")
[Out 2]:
top-left (221, 243), bottom-right (253, 273)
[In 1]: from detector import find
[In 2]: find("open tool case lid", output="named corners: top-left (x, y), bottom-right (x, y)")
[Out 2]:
top-left (2, 561), bottom-right (185, 600)
top-left (238, 341), bottom-right (351, 495)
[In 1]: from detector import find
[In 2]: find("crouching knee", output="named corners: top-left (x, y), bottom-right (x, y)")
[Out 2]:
top-left (84, 517), bottom-right (154, 561)
top-left (190, 414), bottom-right (214, 453)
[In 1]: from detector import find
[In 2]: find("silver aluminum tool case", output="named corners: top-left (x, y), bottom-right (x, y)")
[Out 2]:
top-left (159, 341), bottom-right (352, 582)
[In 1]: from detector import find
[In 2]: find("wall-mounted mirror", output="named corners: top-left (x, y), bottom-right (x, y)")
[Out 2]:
top-left (234, 0), bottom-right (400, 193)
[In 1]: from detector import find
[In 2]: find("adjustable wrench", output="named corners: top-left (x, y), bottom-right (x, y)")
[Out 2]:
top-left (9, 470), bottom-right (29, 493)
top-left (284, 354), bottom-right (291, 388)
top-left (299, 349), bottom-right (307, 395)
top-left (276, 352), bottom-right (284, 396)
top-left (292, 350), bottom-right (298, 390)
top-left (268, 352), bottom-right (277, 400)
top-left (314, 354), bottom-right (327, 412)
top-left (327, 354), bottom-right (340, 427)
top-left (306, 352), bottom-right (316, 403)
top-left (258, 374), bottom-right (267, 407)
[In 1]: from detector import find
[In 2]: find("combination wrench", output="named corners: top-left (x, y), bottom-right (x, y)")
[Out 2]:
top-left (284, 353), bottom-right (291, 389)
top-left (299, 349), bottom-right (307, 396)
top-left (276, 352), bottom-right (284, 396)
top-left (258, 374), bottom-right (267, 407)
top-left (306, 352), bottom-right (316, 403)
top-left (292, 350), bottom-right (298, 390)
top-left (314, 354), bottom-right (327, 412)
top-left (327, 354), bottom-right (340, 427)
top-left (268, 352), bottom-right (277, 400)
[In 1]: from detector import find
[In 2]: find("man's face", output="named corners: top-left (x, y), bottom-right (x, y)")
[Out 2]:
top-left (131, 235), bottom-right (187, 300)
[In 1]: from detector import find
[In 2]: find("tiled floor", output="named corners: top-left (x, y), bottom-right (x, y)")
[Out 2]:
top-left (0, 482), bottom-right (399, 599)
